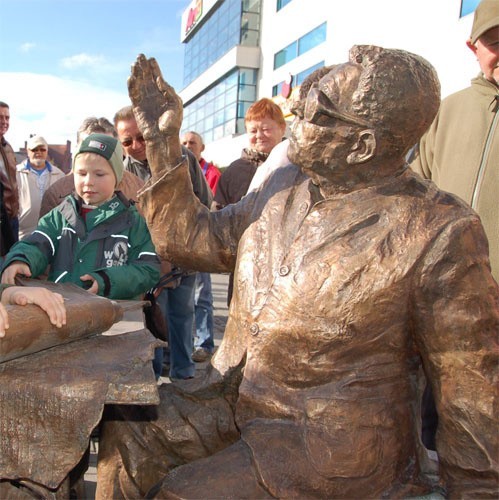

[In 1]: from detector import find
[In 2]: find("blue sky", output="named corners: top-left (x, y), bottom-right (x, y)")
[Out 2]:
top-left (0, 0), bottom-right (191, 150)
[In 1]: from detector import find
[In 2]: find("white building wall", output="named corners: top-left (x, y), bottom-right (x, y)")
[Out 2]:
top-left (201, 0), bottom-right (478, 166)
top-left (260, 0), bottom-right (475, 99)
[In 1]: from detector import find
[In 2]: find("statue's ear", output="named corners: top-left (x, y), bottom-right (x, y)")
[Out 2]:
top-left (346, 130), bottom-right (376, 164)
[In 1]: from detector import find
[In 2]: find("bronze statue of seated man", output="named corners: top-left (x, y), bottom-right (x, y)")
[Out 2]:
top-left (97, 46), bottom-right (499, 499)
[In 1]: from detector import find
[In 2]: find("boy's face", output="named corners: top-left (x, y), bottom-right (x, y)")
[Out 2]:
top-left (74, 152), bottom-right (116, 206)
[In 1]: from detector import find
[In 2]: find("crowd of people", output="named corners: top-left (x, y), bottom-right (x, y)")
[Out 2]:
top-left (0, 106), bottom-right (219, 382)
top-left (0, 92), bottom-right (290, 382)
top-left (0, 0), bottom-right (497, 497)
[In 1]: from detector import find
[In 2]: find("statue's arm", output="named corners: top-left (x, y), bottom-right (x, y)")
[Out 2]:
top-left (129, 55), bottom-right (241, 272)
top-left (413, 216), bottom-right (499, 497)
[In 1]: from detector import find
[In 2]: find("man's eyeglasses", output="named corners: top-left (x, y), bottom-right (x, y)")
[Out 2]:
top-left (121, 135), bottom-right (145, 148)
top-left (293, 85), bottom-right (372, 128)
top-left (31, 147), bottom-right (47, 153)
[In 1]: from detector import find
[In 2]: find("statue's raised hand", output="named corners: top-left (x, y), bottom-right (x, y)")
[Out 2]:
top-left (128, 54), bottom-right (183, 142)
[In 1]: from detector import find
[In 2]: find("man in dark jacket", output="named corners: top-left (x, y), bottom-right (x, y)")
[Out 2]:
top-left (114, 105), bottom-right (212, 380)
top-left (0, 102), bottom-right (19, 255)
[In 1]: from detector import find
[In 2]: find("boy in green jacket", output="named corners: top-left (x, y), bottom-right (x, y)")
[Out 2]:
top-left (1, 134), bottom-right (160, 300)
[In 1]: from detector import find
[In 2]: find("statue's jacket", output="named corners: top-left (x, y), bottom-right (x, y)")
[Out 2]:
top-left (140, 158), bottom-right (498, 498)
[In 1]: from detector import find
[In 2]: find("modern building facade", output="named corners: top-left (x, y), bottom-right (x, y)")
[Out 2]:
top-left (179, 0), bottom-right (479, 167)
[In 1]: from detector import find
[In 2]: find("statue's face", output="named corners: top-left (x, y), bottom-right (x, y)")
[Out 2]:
top-left (288, 63), bottom-right (367, 182)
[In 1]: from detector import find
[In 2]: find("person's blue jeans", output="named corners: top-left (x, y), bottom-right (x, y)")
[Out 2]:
top-left (154, 273), bottom-right (196, 379)
top-left (194, 272), bottom-right (215, 352)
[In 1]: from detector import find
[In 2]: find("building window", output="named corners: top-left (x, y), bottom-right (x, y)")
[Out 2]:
top-left (272, 61), bottom-right (325, 97)
top-left (274, 41), bottom-right (297, 69)
top-left (273, 22), bottom-right (326, 70)
top-left (183, 0), bottom-right (261, 87)
top-left (181, 68), bottom-right (258, 144)
top-left (276, 0), bottom-right (292, 11)
top-left (298, 23), bottom-right (326, 55)
top-left (460, 0), bottom-right (480, 17)
top-left (295, 60), bottom-right (325, 85)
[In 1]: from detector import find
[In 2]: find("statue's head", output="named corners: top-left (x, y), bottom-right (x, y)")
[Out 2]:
top-left (288, 45), bottom-right (440, 183)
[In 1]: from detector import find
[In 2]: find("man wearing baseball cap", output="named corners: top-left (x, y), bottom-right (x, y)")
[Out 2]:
top-left (1, 133), bottom-right (159, 300)
top-left (16, 135), bottom-right (64, 239)
top-left (411, 0), bottom-right (498, 455)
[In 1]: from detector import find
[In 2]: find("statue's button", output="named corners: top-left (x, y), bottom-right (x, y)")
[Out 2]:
top-left (279, 265), bottom-right (290, 276)
top-left (299, 202), bottom-right (309, 212)
top-left (249, 322), bottom-right (259, 335)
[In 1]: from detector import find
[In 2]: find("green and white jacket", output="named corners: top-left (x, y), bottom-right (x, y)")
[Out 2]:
top-left (2, 192), bottom-right (160, 299)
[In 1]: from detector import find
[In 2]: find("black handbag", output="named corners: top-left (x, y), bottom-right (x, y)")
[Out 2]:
top-left (143, 268), bottom-right (194, 342)
top-left (143, 288), bottom-right (169, 342)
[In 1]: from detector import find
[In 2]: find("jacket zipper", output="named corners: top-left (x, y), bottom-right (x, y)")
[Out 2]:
top-left (471, 95), bottom-right (499, 210)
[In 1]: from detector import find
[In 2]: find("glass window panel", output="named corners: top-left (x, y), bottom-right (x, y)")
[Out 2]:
top-left (241, 29), bottom-right (259, 46)
top-left (229, 0), bottom-right (240, 17)
top-left (237, 101), bottom-right (252, 119)
top-left (243, 0), bottom-right (261, 13)
top-left (272, 82), bottom-right (282, 96)
top-left (296, 61), bottom-right (324, 85)
top-left (214, 108), bottom-right (225, 127)
top-left (215, 94), bottom-right (225, 110)
top-left (218, 24), bottom-right (228, 43)
top-left (239, 68), bottom-right (257, 85)
top-left (274, 49), bottom-right (286, 69)
top-left (238, 84), bottom-right (256, 101)
top-left (236, 117), bottom-right (246, 134)
top-left (207, 87), bottom-right (214, 99)
top-left (213, 125), bottom-right (225, 141)
top-left (277, 0), bottom-right (292, 10)
top-left (274, 41), bottom-right (297, 69)
top-left (298, 22), bottom-right (326, 55)
top-left (205, 129), bottom-right (213, 144)
top-left (204, 114), bottom-right (214, 130)
top-left (214, 82), bottom-right (225, 97)
top-left (226, 71), bottom-right (238, 88)
top-left (225, 85), bottom-right (238, 105)
top-left (224, 104), bottom-right (237, 122)
top-left (224, 120), bottom-right (236, 136)
top-left (241, 12), bottom-right (260, 31)
top-left (204, 100), bottom-right (215, 115)
top-left (229, 27), bottom-right (240, 46)
top-left (192, 52), bottom-right (200, 67)
top-left (182, 114), bottom-right (190, 128)
top-left (196, 92), bottom-right (206, 107)
top-left (195, 107), bottom-right (204, 124)
top-left (183, 118), bottom-right (193, 131)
